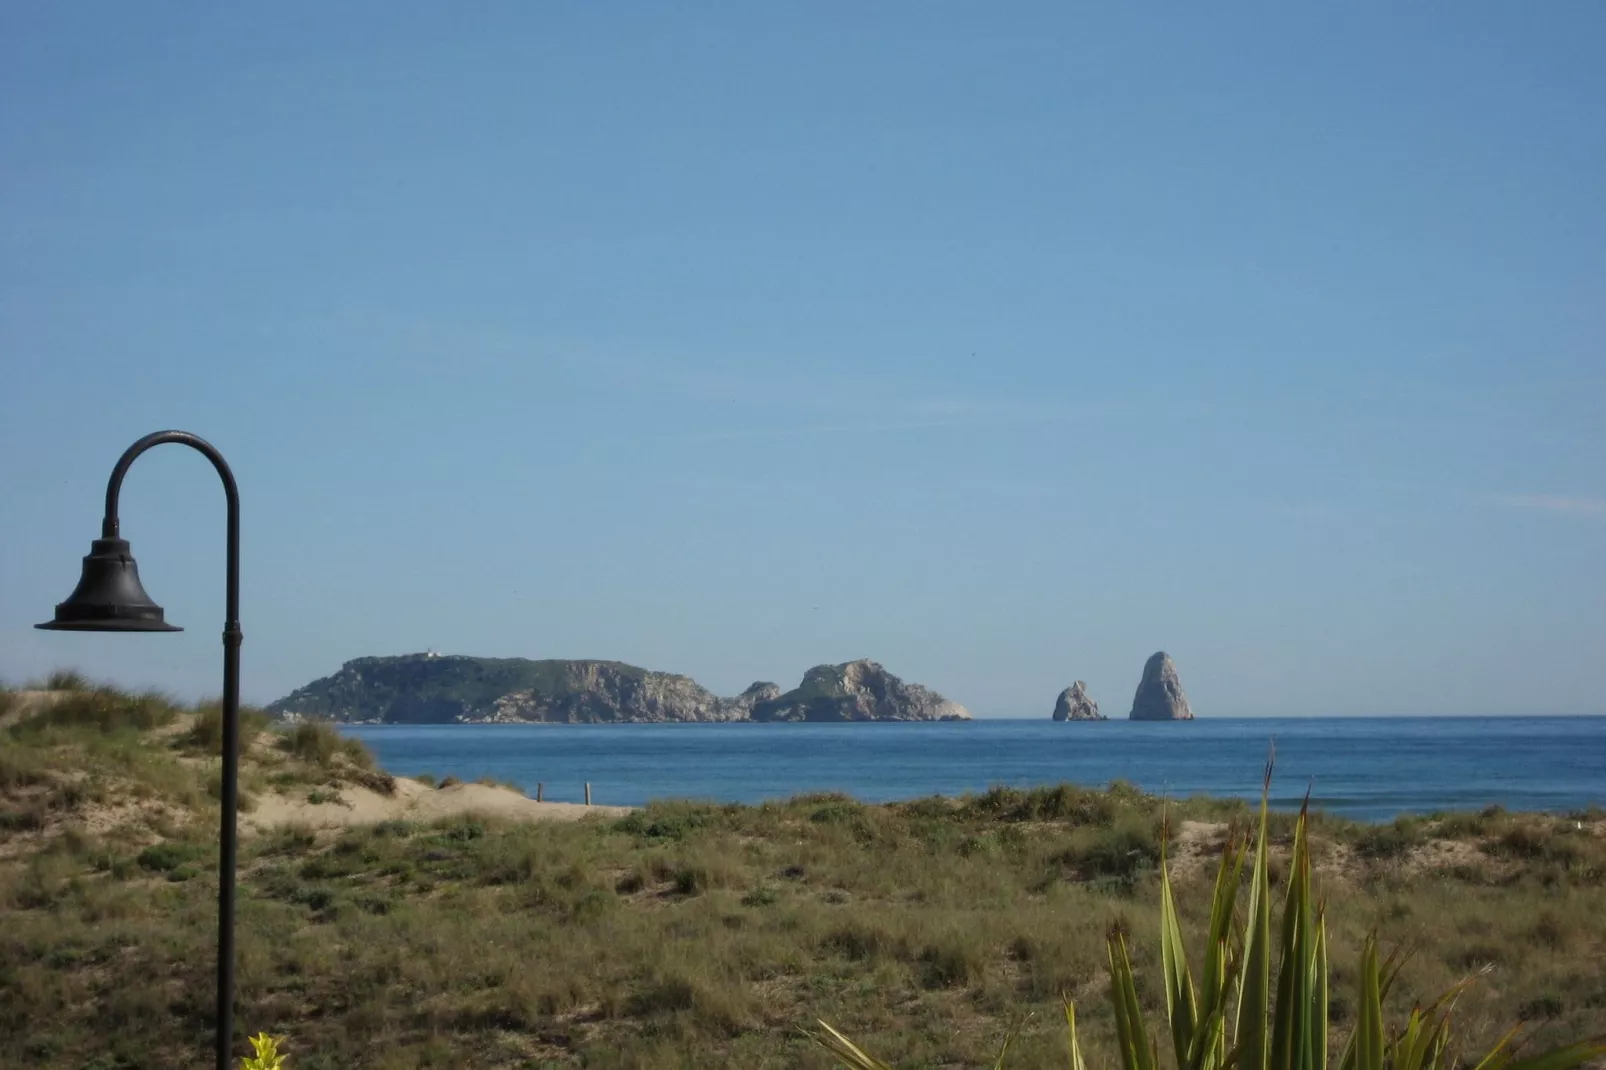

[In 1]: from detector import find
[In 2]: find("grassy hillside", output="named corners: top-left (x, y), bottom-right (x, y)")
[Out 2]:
top-left (2, 678), bottom-right (1604, 1069)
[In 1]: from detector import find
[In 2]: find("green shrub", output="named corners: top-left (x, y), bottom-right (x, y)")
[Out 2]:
top-left (823, 921), bottom-right (904, 962)
top-left (1520, 994), bottom-right (1566, 1021)
top-left (136, 842), bottom-right (203, 874)
top-left (437, 818), bottom-right (485, 842)
top-left (895, 795), bottom-right (951, 817)
top-left (958, 780), bottom-right (1169, 826)
top-left (626, 972), bottom-right (698, 1016)
top-left (280, 720), bottom-right (374, 769)
top-left (740, 885), bottom-right (779, 907)
top-left (1355, 815), bottom-right (1426, 858)
top-left (288, 884), bottom-right (338, 914)
top-left (919, 935), bottom-right (985, 989)
top-left (1530, 910), bottom-right (1570, 951)
top-left (1068, 816), bottom-right (1163, 881)
top-left (1494, 822), bottom-right (1580, 863)
top-left (809, 798), bottom-right (868, 825)
top-left (614, 802), bottom-right (715, 841)
top-left (0, 805), bottom-right (47, 832)
top-left (259, 825), bottom-right (317, 856)
top-left (672, 864), bottom-right (709, 896)
top-left (1428, 803), bottom-right (1510, 840)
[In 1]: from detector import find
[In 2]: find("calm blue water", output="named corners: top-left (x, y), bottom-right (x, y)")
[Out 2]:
top-left (343, 718), bottom-right (1606, 822)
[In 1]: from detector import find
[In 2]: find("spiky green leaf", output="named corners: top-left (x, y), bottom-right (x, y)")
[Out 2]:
top-left (1234, 767), bottom-right (1273, 1070)
top-left (1109, 928), bottom-right (1159, 1070)
top-left (1160, 820), bottom-right (1201, 1070)
top-left (813, 1020), bottom-right (895, 1070)
top-left (1356, 936), bottom-right (1387, 1070)
top-left (1065, 997), bottom-right (1089, 1070)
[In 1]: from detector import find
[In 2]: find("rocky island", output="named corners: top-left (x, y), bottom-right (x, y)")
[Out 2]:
top-left (1128, 651), bottom-right (1194, 721)
top-left (267, 654), bottom-right (969, 724)
top-left (1051, 681), bottom-right (1104, 721)
top-left (750, 659), bottom-right (970, 722)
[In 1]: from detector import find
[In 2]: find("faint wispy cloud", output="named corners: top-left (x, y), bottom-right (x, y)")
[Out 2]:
top-left (639, 389), bottom-right (1109, 442)
top-left (342, 312), bottom-right (1199, 442)
top-left (1489, 494), bottom-right (1606, 518)
top-left (648, 417), bottom-right (981, 442)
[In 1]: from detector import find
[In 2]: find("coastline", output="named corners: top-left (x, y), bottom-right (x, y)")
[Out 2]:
top-left (340, 715), bottom-right (1606, 822)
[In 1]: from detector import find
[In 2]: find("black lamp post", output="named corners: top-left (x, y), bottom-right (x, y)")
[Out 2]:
top-left (37, 430), bottom-right (242, 1070)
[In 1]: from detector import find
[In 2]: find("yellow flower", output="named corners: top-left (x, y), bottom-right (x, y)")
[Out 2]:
top-left (240, 1032), bottom-right (287, 1070)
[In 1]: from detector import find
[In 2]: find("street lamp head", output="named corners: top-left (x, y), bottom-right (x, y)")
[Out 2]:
top-left (35, 536), bottom-right (182, 632)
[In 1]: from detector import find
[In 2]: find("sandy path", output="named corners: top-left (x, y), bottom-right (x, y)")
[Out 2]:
top-left (245, 776), bottom-right (633, 833)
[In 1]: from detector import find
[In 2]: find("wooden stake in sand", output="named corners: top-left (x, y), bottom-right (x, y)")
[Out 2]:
top-left (585, 782), bottom-right (592, 806)
top-left (536, 783), bottom-right (544, 802)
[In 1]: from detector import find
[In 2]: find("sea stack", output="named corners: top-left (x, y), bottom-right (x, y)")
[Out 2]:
top-left (1128, 652), bottom-right (1194, 721)
top-left (1052, 681), bottom-right (1104, 721)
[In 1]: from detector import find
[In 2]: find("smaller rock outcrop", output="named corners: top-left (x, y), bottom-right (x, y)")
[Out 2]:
top-left (1052, 681), bottom-right (1104, 721)
top-left (750, 659), bottom-right (971, 722)
top-left (1128, 652), bottom-right (1194, 721)
top-left (722, 681), bottom-right (782, 718)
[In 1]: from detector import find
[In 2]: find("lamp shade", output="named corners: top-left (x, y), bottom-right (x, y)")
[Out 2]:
top-left (35, 537), bottom-right (182, 632)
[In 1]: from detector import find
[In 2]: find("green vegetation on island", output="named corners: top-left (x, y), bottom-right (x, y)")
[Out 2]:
top-left (2, 677), bottom-right (1604, 1068)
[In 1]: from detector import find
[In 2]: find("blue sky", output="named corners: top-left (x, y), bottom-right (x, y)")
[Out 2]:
top-left (2, 3), bottom-right (1601, 716)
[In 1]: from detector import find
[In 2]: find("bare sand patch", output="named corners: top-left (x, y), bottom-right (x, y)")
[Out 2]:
top-left (244, 776), bottom-right (632, 832)
top-left (0, 690), bottom-right (63, 727)
top-left (1167, 819), bottom-right (1229, 878)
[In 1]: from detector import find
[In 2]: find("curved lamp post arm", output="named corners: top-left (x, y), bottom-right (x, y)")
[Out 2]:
top-left (102, 430), bottom-right (240, 627)
top-left (101, 430), bottom-right (242, 1070)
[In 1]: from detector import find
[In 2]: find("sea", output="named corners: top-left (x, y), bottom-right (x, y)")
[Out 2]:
top-left (342, 716), bottom-right (1606, 823)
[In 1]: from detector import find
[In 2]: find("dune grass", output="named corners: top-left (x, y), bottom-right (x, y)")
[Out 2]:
top-left (817, 776), bottom-right (1605, 1070)
top-left (38, 669), bottom-right (93, 692)
top-left (186, 701), bottom-right (273, 753)
top-left (1, 678), bottom-right (1603, 1068)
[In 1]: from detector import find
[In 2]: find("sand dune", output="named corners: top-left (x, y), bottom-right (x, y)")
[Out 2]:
top-left (245, 776), bottom-right (631, 832)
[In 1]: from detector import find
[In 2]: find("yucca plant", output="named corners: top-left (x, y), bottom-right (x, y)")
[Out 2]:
top-left (816, 763), bottom-right (1605, 1070)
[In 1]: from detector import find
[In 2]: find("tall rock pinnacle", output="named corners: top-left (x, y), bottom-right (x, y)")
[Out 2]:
top-left (1128, 652), bottom-right (1194, 721)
